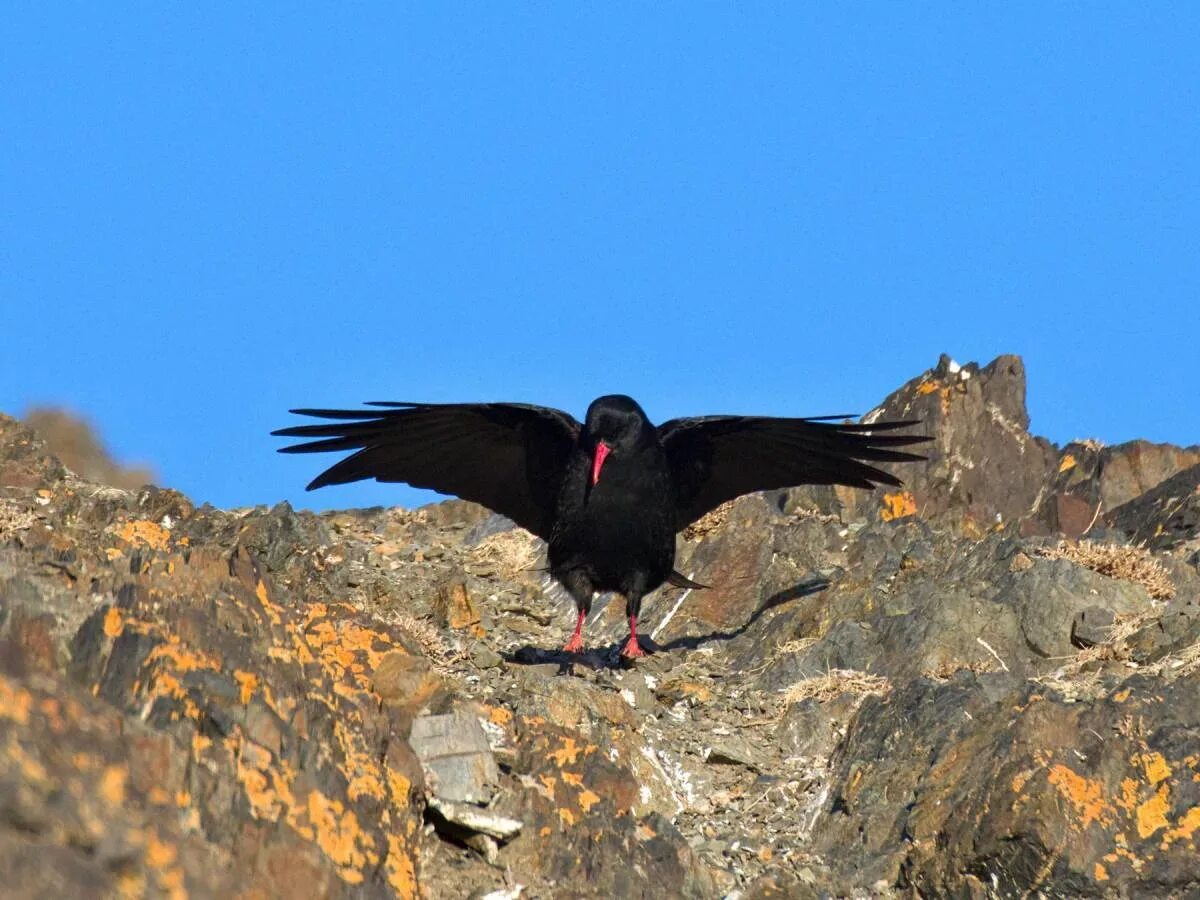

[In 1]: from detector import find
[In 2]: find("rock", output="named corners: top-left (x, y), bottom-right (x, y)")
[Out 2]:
top-left (1070, 605), bottom-right (1116, 649)
top-left (409, 711), bottom-right (499, 805)
top-left (470, 643), bottom-right (504, 669)
top-left (812, 673), bottom-right (1200, 896)
top-left (1010, 556), bottom-right (1150, 659)
top-left (433, 580), bottom-right (483, 633)
top-left (373, 648), bottom-right (447, 715)
top-left (1030, 441), bottom-right (1200, 539)
top-left (776, 697), bottom-right (855, 760)
top-left (1098, 441), bottom-right (1200, 511)
top-left (426, 797), bottom-right (522, 840)
top-left (819, 354), bottom-right (1059, 536)
top-left (705, 736), bottom-right (767, 771)
top-left (1125, 596), bottom-right (1200, 664)
top-left (1109, 463), bottom-right (1200, 551)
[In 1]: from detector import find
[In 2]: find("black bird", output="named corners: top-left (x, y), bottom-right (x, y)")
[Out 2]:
top-left (273, 395), bottom-right (928, 659)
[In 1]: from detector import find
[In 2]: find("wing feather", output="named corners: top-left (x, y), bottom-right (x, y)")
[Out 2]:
top-left (273, 402), bottom-right (580, 539)
top-left (659, 414), bottom-right (930, 530)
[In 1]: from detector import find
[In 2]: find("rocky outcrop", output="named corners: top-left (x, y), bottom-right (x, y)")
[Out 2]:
top-left (778, 354), bottom-right (1200, 543)
top-left (1109, 463), bottom-right (1200, 553)
top-left (3, 355), bottom-right (1200, 898)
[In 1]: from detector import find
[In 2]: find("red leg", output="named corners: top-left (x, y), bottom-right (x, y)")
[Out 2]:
top-left (619, 613), bottom-right (647, 659)
top-left (562, 609), bottom-right (586, 653)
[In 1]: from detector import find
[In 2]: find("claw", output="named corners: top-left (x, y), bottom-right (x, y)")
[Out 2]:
top-left (563, 633), bottom-right (585, 654)
top-left (563, 609), bottom-right (586, 654)
top-left (619, 635), bottom-right (647, 659)
top-left (619, 613), bottom-right (648, 659)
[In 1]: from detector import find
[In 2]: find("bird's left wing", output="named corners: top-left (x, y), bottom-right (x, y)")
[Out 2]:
top-left (273, 402), bottom-right (580, 540)
top-left (659, 414), bottom-right (930, 531)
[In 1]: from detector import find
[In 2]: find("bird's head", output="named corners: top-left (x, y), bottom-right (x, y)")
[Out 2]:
top-left (583, 394), bottom-right (652, 485)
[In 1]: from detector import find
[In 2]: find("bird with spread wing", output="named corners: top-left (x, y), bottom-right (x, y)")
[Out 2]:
top-left (274, 395), bottom-right (928, 660)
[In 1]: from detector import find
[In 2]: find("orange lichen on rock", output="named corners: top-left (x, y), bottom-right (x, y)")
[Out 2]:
top-left (1162, 806), bottom-right (1200, 847)
top-left (1137, 784), bottom-right (1171, 839)
top-left (103, 606), bottom-right (125, 638)
top-left (99, 763), bottom-right (128, 805)
top-left (115, 519), bottom-right (171, 551)
top-left (305, 790), bottom-right (378, 884)
top-left (577, 786), bottom-right (601, 812)
top-left (136, 638), bottom-right (223, 719)
top-left (1010, 769), bottom-right (1033, 794)
top-left (385, 831), bottom-right (419, 898)
top-left (233, 670), bottom-right (259, 705)
top-left (1119, 777), bottom-right (1139, 813)
top-left (914, 378), bottom-right (954, 412)
top-left (298, 603), bottom-right (399, 695)
top-left (0, 679), bottom-right (34, 725)
top-left (4, 733), bottom-right (50, 784)
top-left (1047, 764), bottom-right (1112, 829)
top-left (485, 705), bottom-right (513, 726)
top-left (880, 491), bottom-right (918, 522)
top-left (334, 718), bottom-right (388, 804)
top-left (144, 637), bottom-right (222, 676)
top-left (549, 736), bottom-right (584, 766)
top-left (234, 738), bottom-right (304, 826)
top-left (1139, 752), bottom-right (1172, 785)
top-left (144, 830), bottom-right (188, 900)
top-left (255, 578), bottom-right (284, 627)
top-left (386, 766), bottom-right (412, 803)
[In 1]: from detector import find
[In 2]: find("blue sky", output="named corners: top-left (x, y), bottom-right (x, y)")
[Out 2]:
top-left (2, 7), bottom-right (1197, 511)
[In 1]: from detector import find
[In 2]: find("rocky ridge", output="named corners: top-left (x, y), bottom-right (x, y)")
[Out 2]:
top-left (1, 354), bottom-right (1199, 898)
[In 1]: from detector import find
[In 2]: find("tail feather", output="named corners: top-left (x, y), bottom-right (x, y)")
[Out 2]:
top-left (667, 570), bottom-right (709, 590)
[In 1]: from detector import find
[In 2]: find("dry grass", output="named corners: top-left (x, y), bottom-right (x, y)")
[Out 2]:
top-left (790, 506), bottom-right (841, 525)
top-left (384, 611), bottom-right (465, 673)
top-left (1148, 637), bottom-right (1200, 678)
top-left (469, 529), bottom-right (541, 580)
top-left (683, 500), bottom-right (736, 541)
top-left (775, 637), bottom-right (819, 657)
top-left (0, 500), bottom-right (36, 540)
top-left (1037, 607), bottom-right (1166, 688)
top-left (684, 499), bottom-right (837, 542)
top-left (1035, 540), bottom-right (1174, 600)
top-left (922, 658), bottom-right (991, 682)
top-left (1097, 608), bottom-right (1200, 678)
top-left (780, 669), bottom-right (891, 705)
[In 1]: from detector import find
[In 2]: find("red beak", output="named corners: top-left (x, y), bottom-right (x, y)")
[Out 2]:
top-left (591, 441), bottom-right (611, 486)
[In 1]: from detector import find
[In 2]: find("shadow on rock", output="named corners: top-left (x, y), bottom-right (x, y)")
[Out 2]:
top-left (504, 576), bottom-right (829, 671)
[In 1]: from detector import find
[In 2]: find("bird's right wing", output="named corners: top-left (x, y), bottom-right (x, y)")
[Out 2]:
top-left (658, 414), bottom-right (930, 531)
top-left (273, 402), bottom-right (580, 540)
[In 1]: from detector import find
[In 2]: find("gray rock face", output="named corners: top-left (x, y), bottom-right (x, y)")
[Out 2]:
top-left (1110, 462), bottom-right (1200, 551)
top-left (828, 354), bottom-right (1061, 536)
top-left (410, 711), bottom-right (499, 804)
top-left (815, 673), bottom-right (1200, 896)
top-left (2, 354), bottom-right (1200, 898)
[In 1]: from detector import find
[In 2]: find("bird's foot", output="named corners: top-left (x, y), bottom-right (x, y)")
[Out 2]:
top-left (619, 634), bottom-right (648, 659)
top-left (562, 634), bottom-right (586, 654)
top-left (562, 609), bottom-right (587, 654)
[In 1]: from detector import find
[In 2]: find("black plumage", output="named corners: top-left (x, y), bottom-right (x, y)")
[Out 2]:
top-left (274, 394), bottom-right (928, 658)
